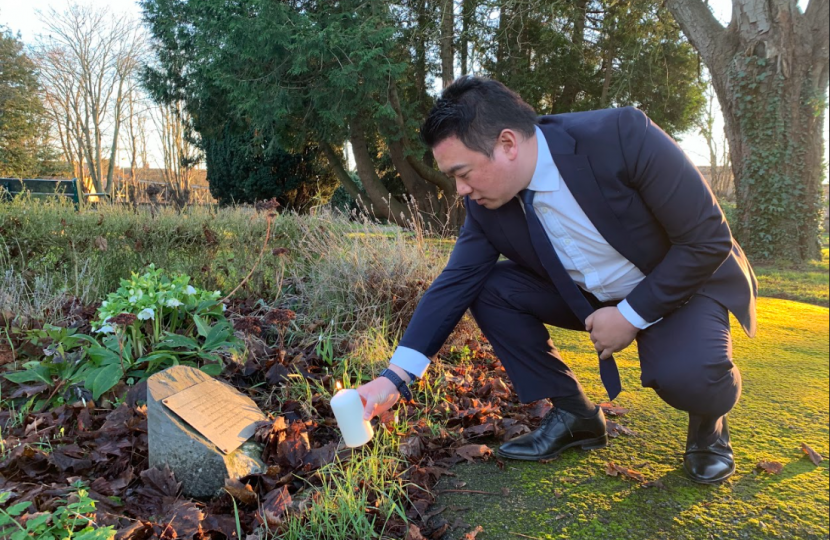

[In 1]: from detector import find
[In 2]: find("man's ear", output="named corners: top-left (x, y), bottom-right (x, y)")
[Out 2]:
top-left (497, 129), bottom-right (521, 160)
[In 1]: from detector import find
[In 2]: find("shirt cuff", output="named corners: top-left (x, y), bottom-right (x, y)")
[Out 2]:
top-left (617, 299), bottom-right (662, 330)
top-left (390, 346), bottom-right (431, 378)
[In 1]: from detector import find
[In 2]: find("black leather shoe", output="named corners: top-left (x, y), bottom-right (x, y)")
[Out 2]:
top-left (497, 406), bottom-right (608, 461)
top-left (684, 414), bottom-right (735, 484)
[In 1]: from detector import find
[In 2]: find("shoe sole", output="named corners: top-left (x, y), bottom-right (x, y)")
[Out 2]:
top-left (496, 434), bottom-right (608, 461)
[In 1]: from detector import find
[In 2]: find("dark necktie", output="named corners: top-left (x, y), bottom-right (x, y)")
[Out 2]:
top-left (520, 189), bottom-right (622, 400)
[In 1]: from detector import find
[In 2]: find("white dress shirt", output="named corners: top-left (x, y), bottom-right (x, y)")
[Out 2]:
top-left (391, 126), bottom-right (658, 378)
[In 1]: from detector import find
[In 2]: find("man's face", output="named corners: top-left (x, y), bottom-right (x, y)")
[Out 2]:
top-left (432, 133), bottom-right (525, 210)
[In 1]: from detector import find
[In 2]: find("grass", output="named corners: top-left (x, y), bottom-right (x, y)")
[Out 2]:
top-left (432, 298), bottom-right (829, 539)
top-left (753, 234), bottom-right (829, 307)
top-left (281, 432), bottom-right (413, 540)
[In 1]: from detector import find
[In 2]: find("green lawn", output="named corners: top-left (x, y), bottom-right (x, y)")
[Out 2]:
top-left (754, 245), bottom-right (829, 307)
top-left (433, 297), bottom-right (829, 539)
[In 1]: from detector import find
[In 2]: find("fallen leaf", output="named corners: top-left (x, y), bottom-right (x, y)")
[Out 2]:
top-left (463, 422), bottom-right (495, 438)
top-left (604, 462), bottom-right (644, 482)
top-left (606, 420), bottom-right (635, 438)
top-left (224, 478), bottom-right (258, 505)
top-left (259, 486), bottom-right (292, 528)
top-left (159, 500), bottom-right (204, 540)
top-left (528, 400), bottom-right (553, 420)
top-left (265, 363), bottom-right (290, 385)
top-left (277, 422), bottom-right (310, 468)
top-left (399, 436), bottom-right (424, 460)
top-left (642, 479), bottom-right (666, 490)
top-left (801, 443), bottom-right (823, 465)
top-left (114, 520), bottom-right (152, 540)
top-left (456, 444), bottom-right (492, 463)
top-left (94, 236), bottom-right (108, 251)
top-left (406, 524), bottom-right (427, 540)
top-left (302, 442), bottom-right (337, 469)
top-left (599, 403), bottom-right (629, 416)
top-left (757, 461), bottom-right (784, 474)
top-left (463, 525), bottom-right (484, 539)
top-left (138, 466), bottom-right (181, 498)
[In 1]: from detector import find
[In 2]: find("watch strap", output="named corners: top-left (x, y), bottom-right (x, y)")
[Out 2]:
top-left (380, 369), bottom-right (413, 401)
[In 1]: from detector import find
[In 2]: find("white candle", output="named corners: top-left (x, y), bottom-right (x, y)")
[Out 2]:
top-left (330, 389), bottom-right (374, 447)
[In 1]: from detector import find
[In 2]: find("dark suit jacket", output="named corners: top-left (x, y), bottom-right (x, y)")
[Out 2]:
top-left (400, 107), bottom-right (758, 359)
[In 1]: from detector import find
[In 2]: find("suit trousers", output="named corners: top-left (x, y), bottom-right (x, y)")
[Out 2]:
top-left (469, 260), bottom-right (742, 418)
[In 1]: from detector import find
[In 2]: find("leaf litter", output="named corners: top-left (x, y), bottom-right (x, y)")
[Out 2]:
top-left (0, 299), bottom-right (644, 539)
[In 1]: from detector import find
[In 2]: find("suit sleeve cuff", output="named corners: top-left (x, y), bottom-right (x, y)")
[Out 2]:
top-left (617, 299), bottom-right (662, 330)
top-left (390, 346), bottom-right (431, 378)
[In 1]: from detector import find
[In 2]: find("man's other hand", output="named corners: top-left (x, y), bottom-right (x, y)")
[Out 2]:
top-left (585, 307), bottom-right (639, 360)
top-left (356, 376), bottom-right (400, 421)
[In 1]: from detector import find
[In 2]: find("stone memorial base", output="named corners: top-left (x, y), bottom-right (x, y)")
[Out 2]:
top-left (147, 365), bottom-right (266, 498)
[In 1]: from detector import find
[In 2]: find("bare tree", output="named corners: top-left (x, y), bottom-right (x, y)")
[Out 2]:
top-left (36, 3), bottom-right (144, 196)
top-left (696, 80), bottom-right (733, 201)
top-left (152, 99), bottom-right (199, 207)
top-left (666, 0), bottom-right (829, 262)
top-left (122, 88), bottom-right (150, 203)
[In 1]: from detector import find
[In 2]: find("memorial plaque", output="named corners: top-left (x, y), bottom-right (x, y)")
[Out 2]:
top-left (162, 378), bottom-right (266, 454)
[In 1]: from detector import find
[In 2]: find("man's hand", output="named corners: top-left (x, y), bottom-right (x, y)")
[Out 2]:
top-left (356, 376), bottom-right (400, 421)
top-left (585, 307), bottom-right (639, 360)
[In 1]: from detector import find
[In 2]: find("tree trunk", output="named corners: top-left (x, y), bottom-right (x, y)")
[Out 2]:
top-left (460, 0), bottom-right (473, 75)
top-left (667, 0), bottom-right (829, 262)
top-left (441, 0), bottom-right (455, 87)
top-left (349, 115), bottom-right (412, 225)
top-left (320, 142), bottom-right (363, 201)
top-left (558, 0), bottom-right (589, 110)
top-left (106, 76), bottom-right (126, 197)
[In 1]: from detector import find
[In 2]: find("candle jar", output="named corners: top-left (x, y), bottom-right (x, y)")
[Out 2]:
top-left (330, 388), bottom-right (374, 447)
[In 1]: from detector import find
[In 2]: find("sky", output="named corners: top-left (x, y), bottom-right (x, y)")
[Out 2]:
top-left (1, 0), bottom-right (828, 171)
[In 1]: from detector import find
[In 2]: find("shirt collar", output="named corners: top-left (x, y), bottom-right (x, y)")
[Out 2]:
top-left (526, 125), bottom-right (561, 193)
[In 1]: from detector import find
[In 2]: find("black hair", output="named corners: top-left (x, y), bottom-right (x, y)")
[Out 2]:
top-left (420, 76), bottom-right (538, 157)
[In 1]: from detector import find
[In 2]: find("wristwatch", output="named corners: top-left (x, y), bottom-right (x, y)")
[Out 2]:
top-left (380, 368), bottom-right (413, 401)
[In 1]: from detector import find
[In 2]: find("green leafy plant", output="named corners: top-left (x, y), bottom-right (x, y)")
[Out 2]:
top-left (4, 324), bottom-right (86, 389)
top-left (0, 484), bottom-right (115, 540)
top-left (94, 263), bottom-right (225, 348)
top-left (77, 265), bottom-right (241, 397)
top-left (3, 265), bottom-right (241, 403)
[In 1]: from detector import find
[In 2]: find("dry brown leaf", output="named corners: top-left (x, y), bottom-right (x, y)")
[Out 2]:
top-left (599, 403), bottom-right (629, 416)
top-left (259, 486), bottom-right (291, 528)
top-left (224, 478), bottom-right (258, 505)
top-left (400, 436), bottom-right (424, 460)
top-left (463, 525), bottom-right (484, 539)
top-left (801, 443), bottom-right (823, 465)
top-left (606, 420), bottom-right (635, 438)
top-left (604, 462), bottom-right (644, 482)
top-left (456, 444), bottom-right (492, 463)
top-left (642, 479), bottom-right (666, 490)
top-left (757, 461), bottom-right (784, 474)
top-left (528, 400), bottom-right (553, 420)
top-left (94, 236), bottom-right (108, 251)
top-left (159, 500), bottom-right (204, 540)
top-left (405, 524), bottom-right (427, 540)
top-left (501, 422), bottom-right (530, 442)
top-left (138, 466), bottom-right (181, 498)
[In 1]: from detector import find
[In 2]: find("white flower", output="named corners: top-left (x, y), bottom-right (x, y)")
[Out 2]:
top-left (96, 325), bottom-right (115, 334)
top-left (101, 301), bottom-right (109, 307)
top-left (128, 296), bottom-right (138, 303)
top-left (185, 285), bottom-right (197, 295)
top-left (166, 298), bottom-right (183, 307)
top-left (138, 307), bottom-right (155, 320)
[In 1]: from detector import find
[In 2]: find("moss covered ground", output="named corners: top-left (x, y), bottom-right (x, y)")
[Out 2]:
top-left (432, 297), bottom-right (829, 539)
